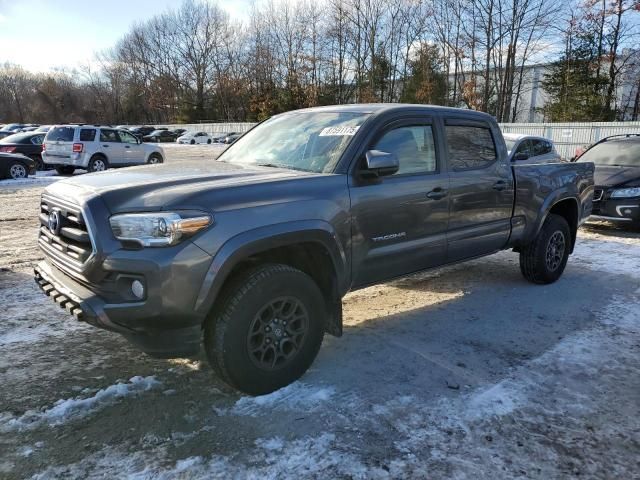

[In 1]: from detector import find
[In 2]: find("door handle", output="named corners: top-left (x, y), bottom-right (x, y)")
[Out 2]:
top-left (426, 188), bottom-right (448, 200)
top-left (102, 144), bottom-right (109, 147)
top-left (493, 180), bottom-right (507, 191)
top-left (124, 146), bottom-right (130, 149)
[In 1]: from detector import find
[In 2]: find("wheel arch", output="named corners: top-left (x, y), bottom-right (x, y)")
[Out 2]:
top-left (537, 196), bottom-right (580, 253)
top-left (195, 222), bottom-right (349, 337)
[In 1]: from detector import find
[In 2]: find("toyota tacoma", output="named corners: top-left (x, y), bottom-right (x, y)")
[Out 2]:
top-left (34, 104), bottom-right (595, 395)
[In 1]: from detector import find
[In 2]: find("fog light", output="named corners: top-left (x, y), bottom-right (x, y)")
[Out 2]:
top-left (131, 280), bottom-right (145, 299)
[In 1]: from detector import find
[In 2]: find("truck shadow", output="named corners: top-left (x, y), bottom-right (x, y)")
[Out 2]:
top-left (311, 254), bottom-right (627, 403)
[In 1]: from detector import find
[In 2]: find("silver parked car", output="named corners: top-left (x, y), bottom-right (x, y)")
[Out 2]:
top-left (503, 133), bottom-right (563, 164)
top-left (43, 125), bottom-right (165, 175)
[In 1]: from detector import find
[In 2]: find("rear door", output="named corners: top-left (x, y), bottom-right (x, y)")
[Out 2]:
top-left (444, 119), bottom-right (514, 261)
top-left (350, 117), bottom-right (450, 287)
top-left (99, 129), bottom-right (125, 165)
top-left (44, 126), bottom-right (76, 162)
top-left (119, 130), bottom-right (145, 164)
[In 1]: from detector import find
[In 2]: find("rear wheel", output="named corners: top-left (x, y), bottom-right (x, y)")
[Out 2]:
top-left (520, 214), bottom-right (571, 284)
top-left (8, 162), bottom-right (27, 179)
top-left (190, 139), bottom-right (195, 145)
top-left (204, 264), bottom-right (325, 395)
top-left (55, 166), bottom-right (75, 175)
top-left (88, 156), bottom-right (108, 172)
top-left (207, 139), bottom-right (211, 144)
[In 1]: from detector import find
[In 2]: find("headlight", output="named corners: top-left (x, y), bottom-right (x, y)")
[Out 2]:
top-left (610, 187), bottom-right (640, 198)
top-left (109, 212), bottom-right (212, 247)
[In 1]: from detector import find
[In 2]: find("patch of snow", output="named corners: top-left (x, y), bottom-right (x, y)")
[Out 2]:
top-left (1, 376), bottom-right (161, 432)
top-left (226, 382), bottom-right (335, 417)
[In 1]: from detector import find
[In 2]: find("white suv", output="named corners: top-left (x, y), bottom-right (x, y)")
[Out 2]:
top-left (43, 125), bottom-right (165, 174)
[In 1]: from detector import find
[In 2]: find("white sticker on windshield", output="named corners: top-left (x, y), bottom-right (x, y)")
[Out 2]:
top-left (319, 126), bottom-right (360, 137)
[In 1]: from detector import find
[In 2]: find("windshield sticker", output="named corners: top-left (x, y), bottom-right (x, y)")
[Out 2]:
top-left (319, 126), bottom-right (360, 137)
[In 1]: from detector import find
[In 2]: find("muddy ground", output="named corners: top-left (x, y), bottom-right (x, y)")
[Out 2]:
top-left (0, 146), bottom-right (639, 479)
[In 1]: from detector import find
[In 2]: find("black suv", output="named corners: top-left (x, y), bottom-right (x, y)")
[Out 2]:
top-left (575, 134), bottom-right (640, 228)
top-left (34, 104), bottom-right (594, 395)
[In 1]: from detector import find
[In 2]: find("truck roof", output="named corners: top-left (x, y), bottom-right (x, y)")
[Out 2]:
top-left (282, 103), bottom-right (496, 122)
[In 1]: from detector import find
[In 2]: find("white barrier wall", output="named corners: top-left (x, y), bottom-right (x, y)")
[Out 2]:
top-left (165, 121), bottom-right (640, 160)
top-left (499, 122), bottom-right (640, 159)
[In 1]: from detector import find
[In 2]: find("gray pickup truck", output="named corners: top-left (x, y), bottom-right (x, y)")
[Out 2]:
top-left (34, 104), bottom-right (594, 395)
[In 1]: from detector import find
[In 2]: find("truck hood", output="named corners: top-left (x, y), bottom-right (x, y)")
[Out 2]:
top-left (44, 160), bottom-right (309, 213)
top-left (593, 165), bottom-right (640, 187)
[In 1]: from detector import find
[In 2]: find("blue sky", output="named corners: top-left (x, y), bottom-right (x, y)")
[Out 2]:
top-left (0, 0), bottom-right (250, 72)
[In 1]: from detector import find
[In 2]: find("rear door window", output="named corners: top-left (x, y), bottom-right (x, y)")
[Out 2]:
top-left (79, 129), bottom-right (96, 142)
top-left (445, 125), bottom-right (497, 170)
top-left (47, 127), bottom-right (75, 142)
top-left (100, 129), bottom-right (120, 142)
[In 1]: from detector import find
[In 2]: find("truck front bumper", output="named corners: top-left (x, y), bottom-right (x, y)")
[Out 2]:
top-left (34, 260), bottom-right (205, 357)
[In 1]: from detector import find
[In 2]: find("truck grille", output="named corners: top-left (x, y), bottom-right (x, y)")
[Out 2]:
top-left (38, 195), bottom-right (94, 269)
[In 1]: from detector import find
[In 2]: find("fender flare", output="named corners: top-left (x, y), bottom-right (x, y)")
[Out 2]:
top-left (531, 191), bottom-right (580, 250)
top-left (194, 220), bottom-right (349, 315)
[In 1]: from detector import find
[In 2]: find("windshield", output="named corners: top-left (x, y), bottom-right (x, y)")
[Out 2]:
top-left (577, 140), bottom-right (640, 167)
top-left (219, 111), bottom-right (369, 173)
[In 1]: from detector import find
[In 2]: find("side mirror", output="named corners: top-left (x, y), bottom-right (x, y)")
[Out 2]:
top-left (513, 152), bottom-right (529, 161)
top-left (363, 150), bottom-right (399, 177)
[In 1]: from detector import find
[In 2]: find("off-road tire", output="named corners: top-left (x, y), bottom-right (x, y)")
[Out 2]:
top-left (520, 213), bottom-right (571, 284)
top-left (204, 264), bottom-right (325, 395)
top-left (55, 166), bottom-right (75, 175)
top-left (88, 155), bottom-right (108, 172)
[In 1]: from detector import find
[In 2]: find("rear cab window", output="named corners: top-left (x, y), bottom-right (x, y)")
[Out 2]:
top-left (445, 123), bottom-right (497, 171)
top-left (47, 127), bottom-right (75, 142)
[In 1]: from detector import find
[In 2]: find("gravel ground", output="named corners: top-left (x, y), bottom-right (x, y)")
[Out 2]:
top-left (0, 146), bottom-right (639, 479)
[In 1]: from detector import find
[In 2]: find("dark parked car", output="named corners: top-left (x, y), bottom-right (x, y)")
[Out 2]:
top-left (129, 126), bottom-right (156, 138)
top-left (223, 132), bottom-right (242, 144)
top-left (575, 134), bottom-right (640, 228)
top-left (172, 128), bottom-right (187, 136)
top-left (34, 104), bottom-right (594, 395)
top-left (142, 130), bottom-right (179, 143)
top-left (1, 123), bottom-right (27, 133)
top-left (0, 152), bottom-right (36, 179)
top-left (211, 131), bottom-right (236, 143)
top-left (0, 132), bottom-right (46, 170)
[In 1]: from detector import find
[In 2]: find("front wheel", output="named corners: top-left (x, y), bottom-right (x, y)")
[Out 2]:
top-left (519, 214), bottom-right (571, 284)
top-left (147, 153), bottom-right (163, 164)
top-left (204, 264), bottom-right (325, 395)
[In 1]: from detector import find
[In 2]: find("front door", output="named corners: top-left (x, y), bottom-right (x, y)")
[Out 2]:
top-left (99, 129), bottom-right (125, 165)
top-left (349, 120), bottom-right (450, 287)
top-left (119, 130), bottom-right (145, 164)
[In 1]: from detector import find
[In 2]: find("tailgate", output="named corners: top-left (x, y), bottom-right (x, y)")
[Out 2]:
top-left (45, 126), bottom-right (75, 158)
